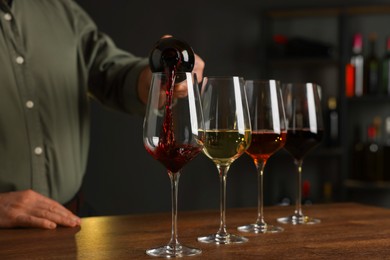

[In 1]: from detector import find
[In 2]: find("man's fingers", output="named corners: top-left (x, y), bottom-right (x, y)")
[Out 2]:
top-left (33, 207), bottom-right (80, 227)
top-left (173, 83), bottom-right (188, 98)
top-left (32, 195), bottom-right (81, 227)
top-left (193, 53), bottom-right (205, 81)
top-left (0, 190), bottom-right (81, 229)
top-left (15, 214), bottom-right (57, 230)
top-left (44, 203), bottom-right (81, 227)
top-left (41, 198), bottom-right (77, 218)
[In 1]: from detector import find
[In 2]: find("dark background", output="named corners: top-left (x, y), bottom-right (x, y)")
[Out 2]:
top-left (77, 0), bottom-right (390, 216)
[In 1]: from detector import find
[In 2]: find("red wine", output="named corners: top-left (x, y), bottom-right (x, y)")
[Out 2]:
top-left (146, 144), bottom-right (202, 173)
top-left (246, 131), bottom-right (286, 162)
top-left (284, 129), bottom-right (324, 161)
top-left (145, 72), bottom-right (200, 173)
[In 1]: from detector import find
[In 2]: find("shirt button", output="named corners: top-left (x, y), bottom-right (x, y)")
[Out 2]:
top-left (26, 101), bottom-right (34, 109)
top-left (4, 13), bottom-right (12, 21)
top-left (15, 56), bottom-right (24, 64)
top-left (34, 147), bottom-right (43, 155)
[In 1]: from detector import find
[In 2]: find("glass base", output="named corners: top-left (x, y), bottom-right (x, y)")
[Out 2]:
top-left (146, 244), bottom-right (201, 258)
top-left (197, 233), bottom-right (248, 244)
top-left (277, 214), bottom-right (321, 225)
top-left (237, 223), bottom-right (284, 234)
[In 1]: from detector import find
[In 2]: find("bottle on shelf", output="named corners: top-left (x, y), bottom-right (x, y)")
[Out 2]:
top-left (372, 116), bottom-right (382, 142)
top-left (364, 33), bottom-right (380, 95)
top-left (351, 125), bottom-right (364, 180)
top-left (381, 36), bottom-right (390, 96)
top-left (277, 186), bottom-right (291, 206)
top-left (364, 118), bottom-right (383, 182)
top-left (326, 97), bottom-right (340, 147)
top-left (277, 196), bottom-right (291, 206)
top-left (323, 181), bottom-right (333, 203)
top-left (383, 117), bottom-right (390, 181)
top-left (345, 63), bottom-right (355, 97)
top-left (302, 180), bottom-right (312, 205)
top-left (350, 33), bottom-right (365, 97)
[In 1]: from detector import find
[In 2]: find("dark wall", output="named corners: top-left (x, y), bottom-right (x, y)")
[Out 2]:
top-left (77, 0), bottom-right (265, 216)
top-left (77, 0), bottom-right (390, 216)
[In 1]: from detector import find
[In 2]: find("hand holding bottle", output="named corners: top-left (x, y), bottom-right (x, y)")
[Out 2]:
top-left (138, 35), bottom-right (205, 105)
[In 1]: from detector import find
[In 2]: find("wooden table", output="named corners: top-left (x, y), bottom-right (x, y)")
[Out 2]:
top-left (1, 203), bottom-right (390, 259)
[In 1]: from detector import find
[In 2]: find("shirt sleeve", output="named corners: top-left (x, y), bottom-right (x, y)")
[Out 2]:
top-left (69, 0), bottom-right (148, 116)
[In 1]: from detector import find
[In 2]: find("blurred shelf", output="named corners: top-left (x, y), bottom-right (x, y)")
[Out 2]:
top-left (268, 58), bottom-right (339, 68)
top-left (345, 179), bottom-right (390, 189)
top-left (267, 7), bottom-right (341, 18)
top-left (314, 146), bottom-right (343, 157)
top-left (345, 5), bottom-right (390, 15)
top-left (275, 146), bottom-right (343, 159)
top-left (346, 95), bottom-right (390, 104)
top-left (263, 2), bottom-right (390, 204)
top-left (267, 5), bottom-right (390, 18)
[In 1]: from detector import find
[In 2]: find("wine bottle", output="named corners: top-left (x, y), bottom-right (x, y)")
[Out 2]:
top-left (350, 33), bottom-right (364, 96)
top-left (373, 117), bottom-right (384, 181)
top-left (323, 181), bottom-right (333, 203)
top-left (364, 121), bottom-right (383, 181)
top-left (383, 117), bottom-right (390, 181)
top-left (326, 97), bottom-right (339, 147)
top-left (277, 186), bottom-right (291, 206)
top-left (149, 37), bottom-right (195, 73)
top-left (351, 125), bottom-right (364, 180)
top-left (345, 63), bottom-right (355, 97)
top-left (365, 33), bottom-right (380, 95)
top-left (381, 36), bottom-right (390, 96)
top-left (302, 180), bottom-right (312, 205)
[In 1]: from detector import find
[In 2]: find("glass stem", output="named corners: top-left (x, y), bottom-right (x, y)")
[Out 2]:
top-left (168, 171), bottom-right (181, 249)
top-left (255, 159), bottom-right (267, 225)
top-left (217, 164), bottom-right (230, 237)
top-left (294, 160), bottom-right (304, 217)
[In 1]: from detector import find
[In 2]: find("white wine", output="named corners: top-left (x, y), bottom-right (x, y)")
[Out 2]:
top-left (200, 129), bottom-right (251, 166)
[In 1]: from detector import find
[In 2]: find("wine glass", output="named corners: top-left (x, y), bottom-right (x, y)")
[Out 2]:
top-left (277, 82), bottom-right (324, 225)
top-left (197, 76), bottom-right (251, 244)
top-left (143, 72), bottom-right (204, 257)
top-left (237, 80), bottom-right (286, 234)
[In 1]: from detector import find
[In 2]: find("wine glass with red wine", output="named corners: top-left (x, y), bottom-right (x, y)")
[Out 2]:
top-left (277, 82), bottom-right (324, 225)
top-left (197, 76), bottom-right (251, 244)
top-left (143, 72), bottom-right (204, 257)
top-left (237, 80), bottom-right (286, 234)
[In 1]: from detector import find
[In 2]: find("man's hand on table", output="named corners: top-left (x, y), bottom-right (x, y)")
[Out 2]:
top-left (0, 190), bottom-right (81, 229)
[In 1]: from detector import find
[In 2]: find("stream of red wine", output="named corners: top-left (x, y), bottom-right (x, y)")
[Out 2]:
top-left (147, 68), bottom-right (201, 173)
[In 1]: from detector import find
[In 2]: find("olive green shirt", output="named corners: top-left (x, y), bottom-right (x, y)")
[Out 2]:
top-left (0, 0), bottom-right (148, 204)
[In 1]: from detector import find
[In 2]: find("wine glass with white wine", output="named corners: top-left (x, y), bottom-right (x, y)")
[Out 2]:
top-left (197, 76), bottom-right (252, 244)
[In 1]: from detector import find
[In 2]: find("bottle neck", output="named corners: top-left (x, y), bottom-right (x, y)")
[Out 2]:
top-left (386, 37), bottom-right (390, 53)
top-left (353, 45), bottom-right (362, 55)
top-left (370, 41), bottom-right (376, 54)
top-left (385, 117), bottom-right (390, 145)
top-left (367, 125), bottom-right (377, 142)
top-left (352, 34), bottom-right (363, 54)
